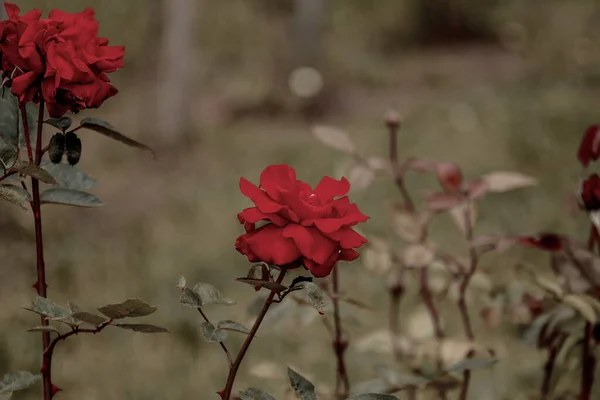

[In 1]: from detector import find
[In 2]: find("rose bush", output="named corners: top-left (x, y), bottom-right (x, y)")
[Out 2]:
top-left (0, 2), bottom-right (124, 117)
top-left (235, 164), bottom-right (368, 277)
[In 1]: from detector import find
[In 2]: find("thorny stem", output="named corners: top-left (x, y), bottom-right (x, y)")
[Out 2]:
top-left (419, 267), bottom-right (444, 340)
top-left (389, 267), bottom-right (406, 361)
top-left (540, 335), bottom-right (565, 400)
top-left (458, 200), bottom-right (478, 400)
top-left (21, 102), bottom-right (52, 400)
top-left (580, 225), bottom-right (599, 400)
top-left (387, 117), bottom-right (415, 213)
top-left (42, 320), bottom-right (113, 398)
top-left (332, 264), bottom-right (350, 399)
top-left (197, 308), bottom-right (233, 368)
top-left (221, 269), bottom-right (287, 400)
top-left (19, 104), bottom-right (34, 163)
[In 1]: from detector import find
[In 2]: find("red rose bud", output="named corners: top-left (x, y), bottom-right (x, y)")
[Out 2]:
top-left (577, 125), bottom-right (600, 167)
top-left (0, 3), bottom-right (124, 117)
top-left (235, 164), bottom-right (369, 278)
top-left (580, 174), bottom-right (600, 211)
top-left (435, 162), bottom-right (464, 193)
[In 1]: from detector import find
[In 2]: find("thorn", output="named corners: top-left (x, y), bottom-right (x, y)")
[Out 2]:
top-left (51, 384), bottom-right (62, 396)
top-left (216, 389), bottom-right (225, 399)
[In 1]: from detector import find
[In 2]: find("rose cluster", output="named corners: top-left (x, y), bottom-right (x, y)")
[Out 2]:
top-left (0, 2), bottom-right (124, 117)
top-left (235, 164), bottom-right (369, 278)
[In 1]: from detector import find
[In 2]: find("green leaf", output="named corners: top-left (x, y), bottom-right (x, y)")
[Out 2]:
top-left (98, 298), bottom-right (157, 319)
top-left (70, 312), bottom-right (110, 327)
top-left (0, 92), bottom-right (37, 152)
top-left (446, 358), bottom-right (497, 374)
top-left (26, 296), bottom-right (77, 325)
top-left (562, 294), bottom-right (598, 324)
top-left (0, 184), bottom-right (31, 211)
top-left (200, 321), bottom-right (228, 343)
top-left (235, 278), bottom-right (288, 293)
top-left (115, 324), bottom-right (169, 333)
top-left (26, 326), bottom-right (60, 334)
top-left (40, 187), bottom-right (102, 207)
top-left (43, 164), bottom-right (96, 191)
top-left (296, 282), bottom-right (329, 315)
top-left (287, 368), bottom-right (318, 400)
top-left (44, 117), bottom-right (72, 132)
top-left (15, 163), bottom-right (57, 184)
top-left (78, 117), bottom-right (156, 158)
top-left (0, 371), bottom-right (41, 393)
top-left (217, 320), bottom-right (250, 335)
top-left (180, 283), bottom-right (236, 308)
top-left (0, 136), bottom-right (17, 172)
top-left (346, 395), bottom-right (400, 400)
top-left (239, 387), bottom-right (276, 400)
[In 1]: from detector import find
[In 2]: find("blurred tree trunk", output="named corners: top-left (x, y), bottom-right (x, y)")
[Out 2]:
top-left (155, 0), bottom-right (198, 147)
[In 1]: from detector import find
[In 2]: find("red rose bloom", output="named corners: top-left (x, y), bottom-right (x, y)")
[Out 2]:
top-left (578, 125), bottom-right (600, 168)
top-left (580, 174), bottom-right (600, 211)
top-left (235, 165), bottom-right (369, 278)
top-left (0, 3), bottom-right (124, 117)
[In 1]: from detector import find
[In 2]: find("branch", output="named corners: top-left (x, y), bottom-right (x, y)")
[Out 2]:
top-left (197, 308), bottom-right (233, 368)
top-left (332, 264), bottom-right (350, 399)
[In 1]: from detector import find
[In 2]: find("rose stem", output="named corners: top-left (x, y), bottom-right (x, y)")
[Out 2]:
top-left (22, 101), bottom-right (52, 399)
top-left (220, 269), bottom-right (287, 400)
top-left (457, 200), bottom-right (477, 400)
top-left (331, 264), bottom-right (350, 399)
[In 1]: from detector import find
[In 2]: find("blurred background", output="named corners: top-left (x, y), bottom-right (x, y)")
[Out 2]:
top-left (1, 0), bottom-right (600, 399)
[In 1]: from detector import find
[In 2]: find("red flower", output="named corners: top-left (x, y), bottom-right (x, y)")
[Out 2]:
top-left (235, 165), bottom-right (369, 278)
top-left (578, 125), bottom-right (600, 168)
top-left (0, 3), bottom-right (124, 117)
top-left (580, 174), bottom-right (600, 211)
top-left (435, 162), bottom-right (463, 193)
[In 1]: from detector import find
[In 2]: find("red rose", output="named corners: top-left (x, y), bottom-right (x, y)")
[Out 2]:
top-left (235, 165), bottom-right (369, 278)
top-left (580, 174), bottom-right (600, 211)
top-left (0, 3), bottom-right (124, 117)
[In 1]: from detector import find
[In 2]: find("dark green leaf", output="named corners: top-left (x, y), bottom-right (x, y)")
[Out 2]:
top-left (98, 298), bottom-right (157, 319)
top-left (235, 278), bottom-right (287, 293)
top-left (0, 136), bottom-right (17, 171)
top-left (44, 117), bottom-right (72, 132)
top-left (26, 296), bottom-right (76, 324)
top-left (200, 322), bottom-right (228, 343)
top-left (346, 395), bottom-right (400, 400)
top-left (43, 163), bottom-right (96, 191)
top-left (217, 320), bottom-right (250, 335)
top-left (26, 326), bottom-right (60, 334)
top-left (0, 371), bottom-right (41, 393)
top-left (40, 188), bottom-right (102, 207)
top-left (0, 184), bottom-right (31, 211)
top-left (287, 368), bottom-right (318, 400)
top-left (296, 282), bottom-right (328, 315)
top-left (0, 92), bottom-right (36, 151)
top-left (239, 387), bottom-right (276, 400)
top-left (48, 133), bottom-right (65, 164)
top-left (65, 132), bottom-right (81, 166)
top-left (179, 283), bottom-right (236, 308)
top-left (71, 312), bottom-right (110, 327)
top-left (78, 117), bottom-right (155, 158)
top-left (115, 324), bottom-right (169, 333)
top-left (15, 163), bottom-right (57, 184)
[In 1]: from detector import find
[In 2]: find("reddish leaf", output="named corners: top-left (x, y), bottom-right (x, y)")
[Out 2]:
top-left (518, 233), bottom-right (563, 252)
top-left (466, 179), bottom-right (488, 200)
top-left (436, 162), bottom-right (463, 192)
top-left (578, 125), bottom-right (600, 167)
top-left (426, 192), bottom-right (464, 212)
